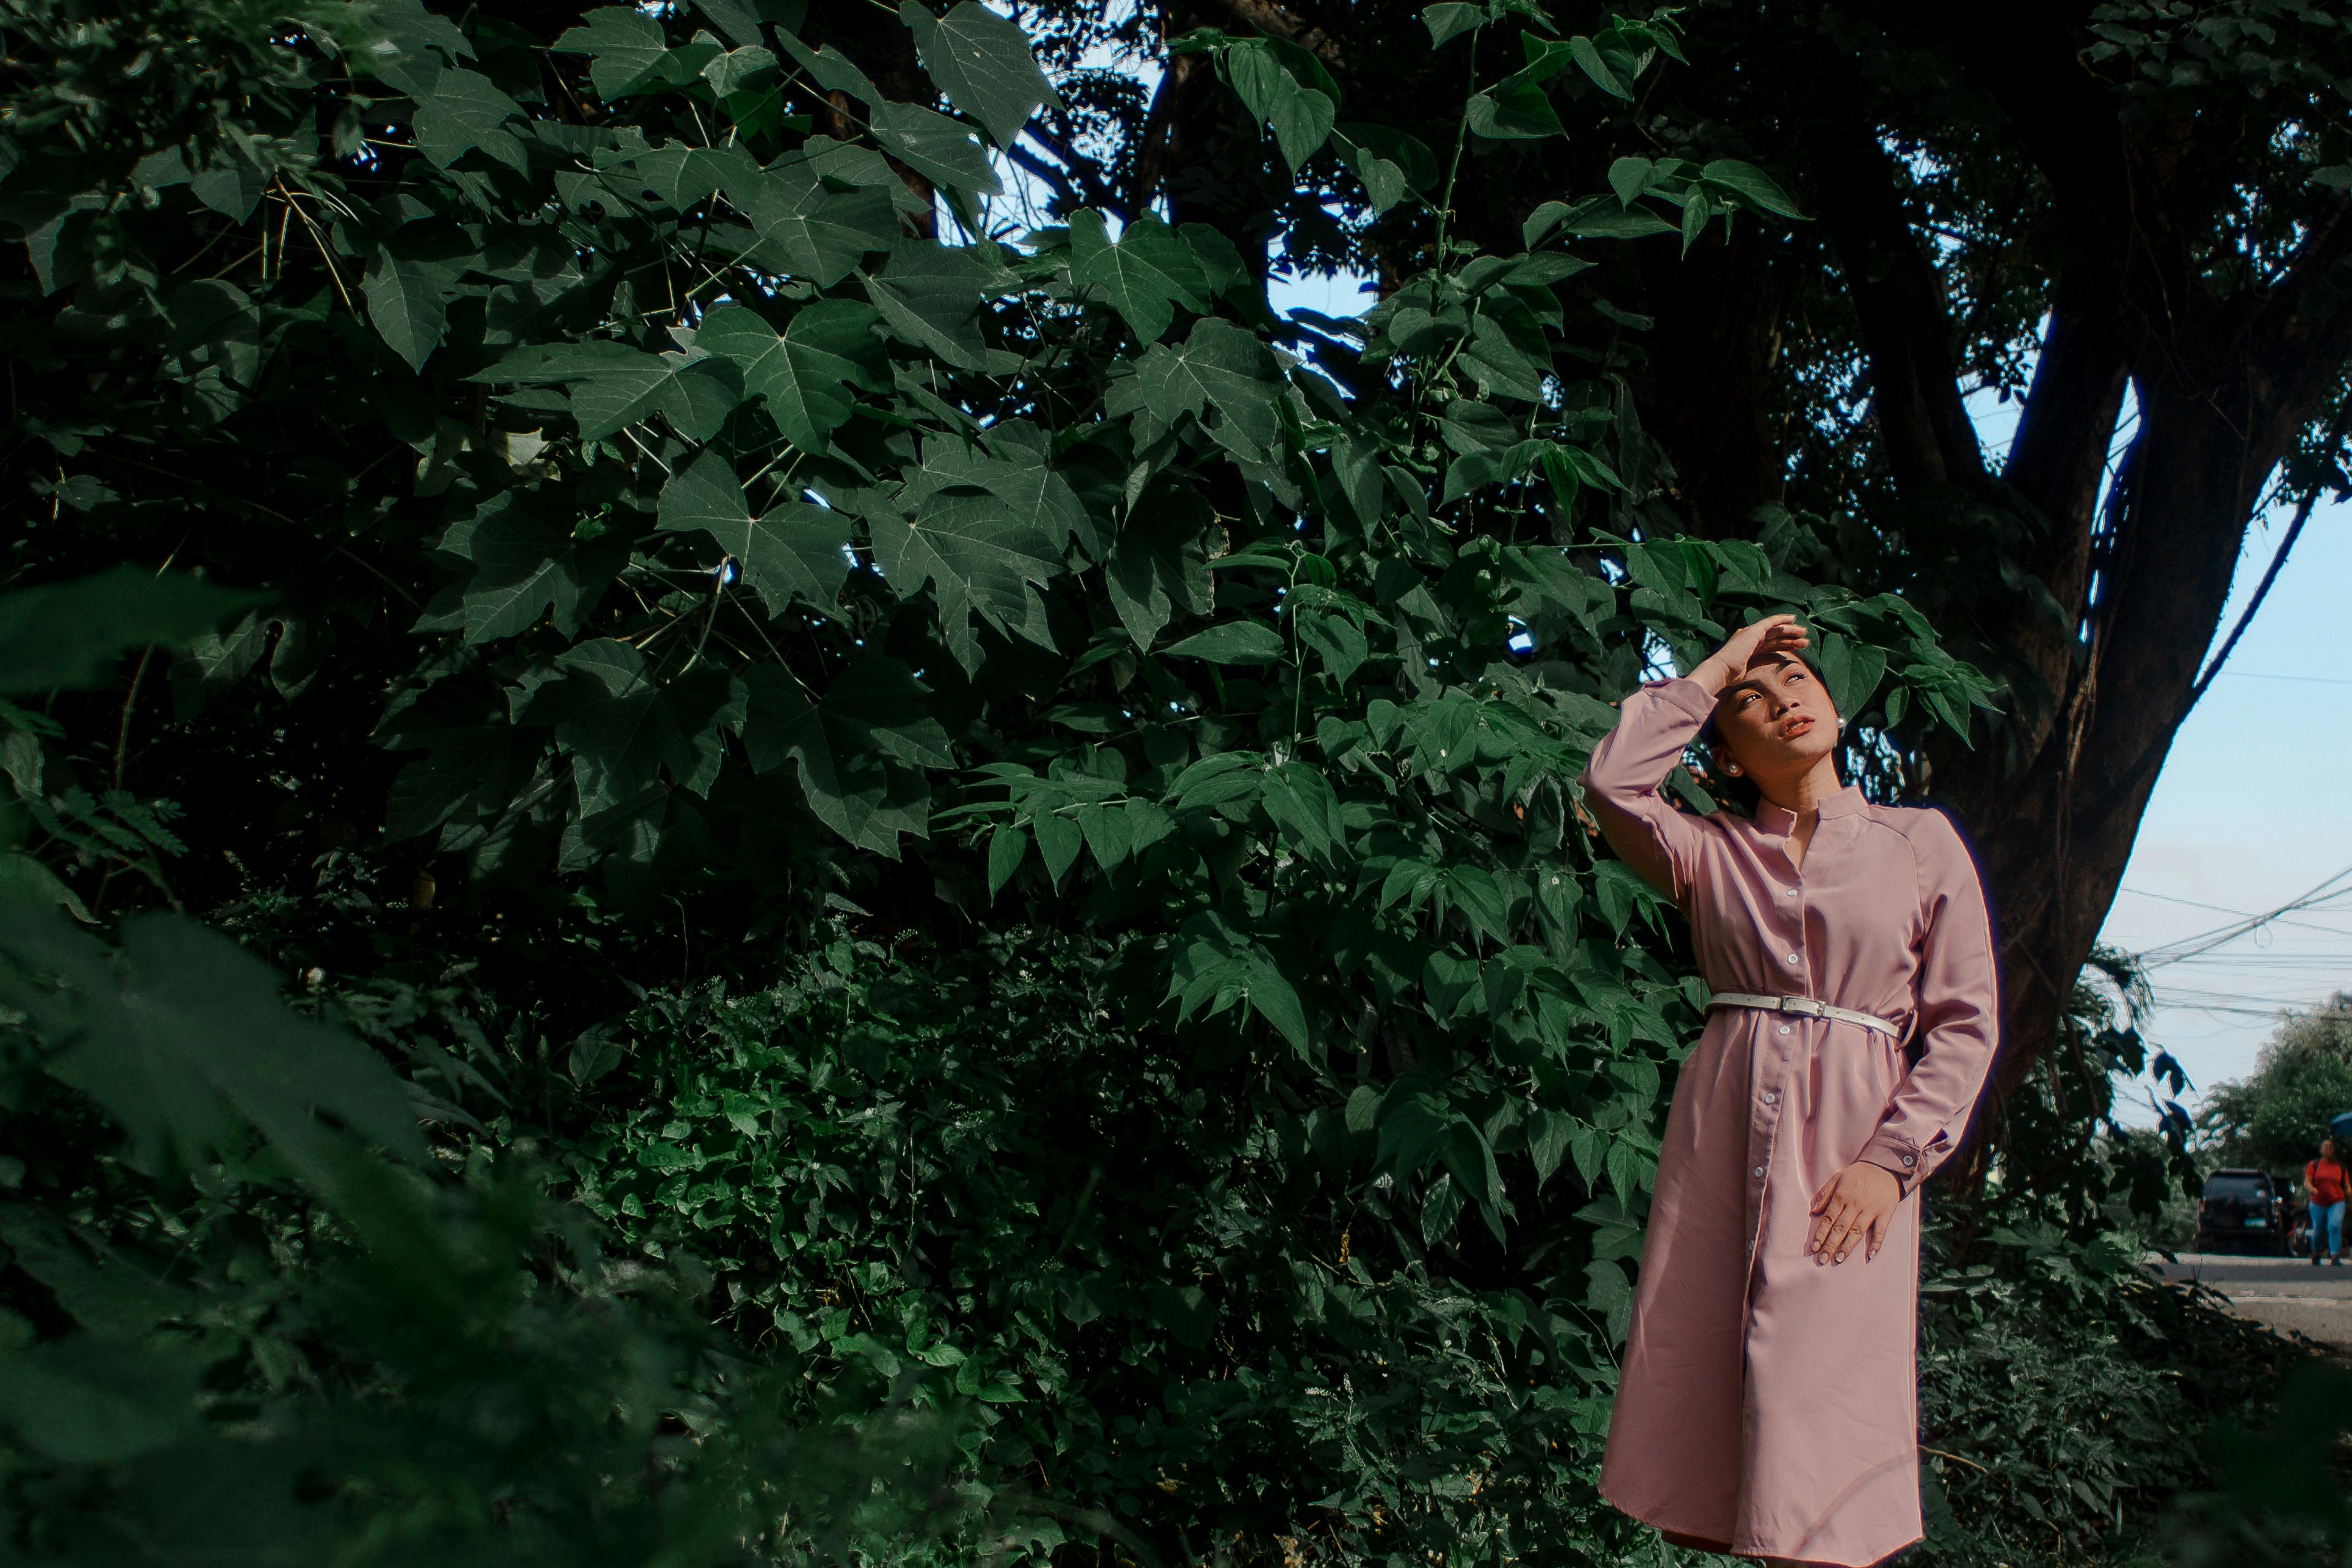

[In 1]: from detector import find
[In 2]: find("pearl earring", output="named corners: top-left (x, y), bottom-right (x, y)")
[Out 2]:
top-left (1727, 763), bottom-right (1743, 776)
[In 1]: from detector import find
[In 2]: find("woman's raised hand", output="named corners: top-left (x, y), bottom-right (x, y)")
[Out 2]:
top-left (1690, 613), bottom-right (1810, 696)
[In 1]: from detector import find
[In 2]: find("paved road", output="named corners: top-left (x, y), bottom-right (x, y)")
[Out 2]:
top-left (2149, 1252), bottom-right (2352, 1347)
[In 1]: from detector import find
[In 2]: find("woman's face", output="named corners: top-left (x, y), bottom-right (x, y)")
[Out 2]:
top-left (1711, 652), bottom-right (1841, 779)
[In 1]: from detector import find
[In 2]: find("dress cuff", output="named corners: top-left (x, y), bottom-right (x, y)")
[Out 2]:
top-left (1648, 677), bottom-right (1719, 726)
top-left (1858, 1131), bottom-right (1926, 1196)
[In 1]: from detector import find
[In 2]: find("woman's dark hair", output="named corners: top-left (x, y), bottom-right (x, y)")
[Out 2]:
top-left (1694, 715), bottom-right (1762, 813)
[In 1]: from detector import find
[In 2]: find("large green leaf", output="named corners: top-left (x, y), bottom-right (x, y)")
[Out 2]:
top-left (1163, 619), bottom-right (1285, 665)
top-left (526, 639), bottom-right (744, 813)
top-left (414, 488), bottom-right (630, 644)
top-left (696, 299), bottom-right (889, 455)
top-left (739, 166), bottom-right (897, 286)
top-left (1068, 210), bottom-right (1207, 344)
top-left (1465, 78), bottom-right (1564, 141)
top-left (863, 242), bottom-right (1003, 369)
top-left (382, 722), bottom-right (516, 843)
top-left (865, 460), bottom-right (1067, 673)
top-left (1701, 157), bottom-right (1805, 219)
top-left (1227, 43), bottom-right (1335, 171)
top-left (361, 249), bottom-right (453, 370)
top-left (478, 340), bottom-right (742, 443)
top-left (554, 7), bottom-right (717, 97)
top-left (1128, 318), bottom-right (1285, 458)
top-left (631, 140), bottom-right (764, 209)
top-left (655, 450), bottom-right (850, 617)
top-left (411, 69), bottom-right (527, 170)
top-left (869, 101), bottom-right (1001, 196)
top-left (1106, 478), bottom-right (1215, 650)
top-left (901, 437), bottom-right (1095, 558)
top-left (0, 908), bottom-right (427, 1184)
top-left (0, 1340), bottom-right (203, 1463)
top-left (740, 658), bottom-right (941, 854)
top-left (899, 0), bottom-right (1058, 148)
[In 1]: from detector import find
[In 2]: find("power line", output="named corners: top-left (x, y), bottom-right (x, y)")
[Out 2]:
top-left (2116, 885), bottom-right (2352, 939)
top-left (2136, 862), bottom-right (2352, 970)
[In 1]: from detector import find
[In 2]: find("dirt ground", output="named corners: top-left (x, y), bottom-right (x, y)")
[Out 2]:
top-left (2149, 1253), bottom-right (2352, 1348)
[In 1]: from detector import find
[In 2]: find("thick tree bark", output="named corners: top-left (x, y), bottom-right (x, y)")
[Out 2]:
top-left (1806, 109), bottom-right (1991, 498)
top-left (1629, 227), bottom-right (1789, 536)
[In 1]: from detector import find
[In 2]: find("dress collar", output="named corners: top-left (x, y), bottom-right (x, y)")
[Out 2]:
top-left (1754, 785), bottom-right (1867, 835)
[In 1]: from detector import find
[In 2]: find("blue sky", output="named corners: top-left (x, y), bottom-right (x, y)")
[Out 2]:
top-left (2095, 499), bottom-right (2352, 1123)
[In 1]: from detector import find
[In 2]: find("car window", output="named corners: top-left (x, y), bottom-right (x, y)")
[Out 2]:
top-left (2205, 1175), bottom-right (2271, 1203)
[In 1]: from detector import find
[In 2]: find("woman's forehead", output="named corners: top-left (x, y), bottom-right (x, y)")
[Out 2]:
top-left (1718, 651), bottom-right (1810, 693)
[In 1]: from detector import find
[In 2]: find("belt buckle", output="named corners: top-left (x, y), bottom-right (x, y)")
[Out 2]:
top-left (1781, 997), bottom-right (1825, 1019)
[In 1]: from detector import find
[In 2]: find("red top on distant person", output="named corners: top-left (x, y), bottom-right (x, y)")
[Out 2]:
top-left (2307, 1158), bottom-right (2348, 1207)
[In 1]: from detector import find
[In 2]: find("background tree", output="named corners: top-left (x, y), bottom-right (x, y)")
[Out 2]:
top-left (2200, 992), bottom-right (2352, 1171)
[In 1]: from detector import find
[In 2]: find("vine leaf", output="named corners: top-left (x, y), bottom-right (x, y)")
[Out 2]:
top-left (1068, 210), bottom-right (1206, 344)
top-left (414, 489), bottom-right (629, 644)
top-left (655, 450), bottom-right (850, 617)
top-left (477, 341), bottom-right (742, 443)
top-left (696, 300), bottom-right (888, 455)
top-left (899, 0), bottom-right (1060, 148)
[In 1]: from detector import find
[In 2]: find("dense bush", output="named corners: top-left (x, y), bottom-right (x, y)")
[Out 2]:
top-left (1914, 1210), bottom-right (2299, 1565)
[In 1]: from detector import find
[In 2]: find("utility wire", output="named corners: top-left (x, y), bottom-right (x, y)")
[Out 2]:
top-left (2135, 862), bottom-right (2352, 970)
top-left (2116, 885), bottom-right (2352, 939)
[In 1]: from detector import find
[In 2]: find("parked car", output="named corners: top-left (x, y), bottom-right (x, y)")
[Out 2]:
top-left (2195, 1167), bottom-right (2288, 1255)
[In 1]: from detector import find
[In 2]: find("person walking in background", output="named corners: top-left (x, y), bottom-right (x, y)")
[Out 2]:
top-left (2304, 1137), bottom-right (2346, 1266)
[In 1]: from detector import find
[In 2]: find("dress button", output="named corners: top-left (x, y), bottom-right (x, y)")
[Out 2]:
top-left (1763, 1092), bottom-right (1778, 1105)
top-left (1752, 1166), bottom-right (1765, 1178)
top-left (1787, 954), bottom-right (1799, 964)
top-left (1778, 1025), bottom-right (1790, 1036)
top-left (1901, 1155), bottom-right (1917, 1167)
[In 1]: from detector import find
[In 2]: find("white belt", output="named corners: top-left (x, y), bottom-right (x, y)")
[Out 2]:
top-left (1708, 993), bottom-right (1903, 1039)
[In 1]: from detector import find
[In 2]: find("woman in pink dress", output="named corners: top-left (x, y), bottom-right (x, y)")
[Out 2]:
top-left (1581, 614), bottom-right (2000, 1567)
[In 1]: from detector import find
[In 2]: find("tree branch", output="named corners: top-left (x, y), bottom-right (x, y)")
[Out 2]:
top-left (1210, 0), bottom-right (1343, 62)
top-left (2191, 396), bottom-right (2352, 701)
top-left (1806, 106), bottom-right (1990, 496)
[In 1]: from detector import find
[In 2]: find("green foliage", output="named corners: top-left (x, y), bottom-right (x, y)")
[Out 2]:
top-left (514, 930), bottom-right (1634, 1561)
top-left (0, 2), bottom-right (2289, 1565)
top-left (1913, 1209), bottom-right (2299, 1566)
top-left (2169, 1359), bottom-right (2352, 1566)
top-left (0, 582), bottom-right (987, 1565)
top-left (2199, 993), bottom-right (2352, 1173)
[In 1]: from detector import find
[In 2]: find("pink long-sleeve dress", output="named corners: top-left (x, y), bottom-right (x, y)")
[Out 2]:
top-left (1582, 678), bottom-right (1999, 1568)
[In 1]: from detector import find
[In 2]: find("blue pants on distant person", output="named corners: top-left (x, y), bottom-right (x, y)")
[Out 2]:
top-left (2311, 1201), bottom-right (2344, 1257)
